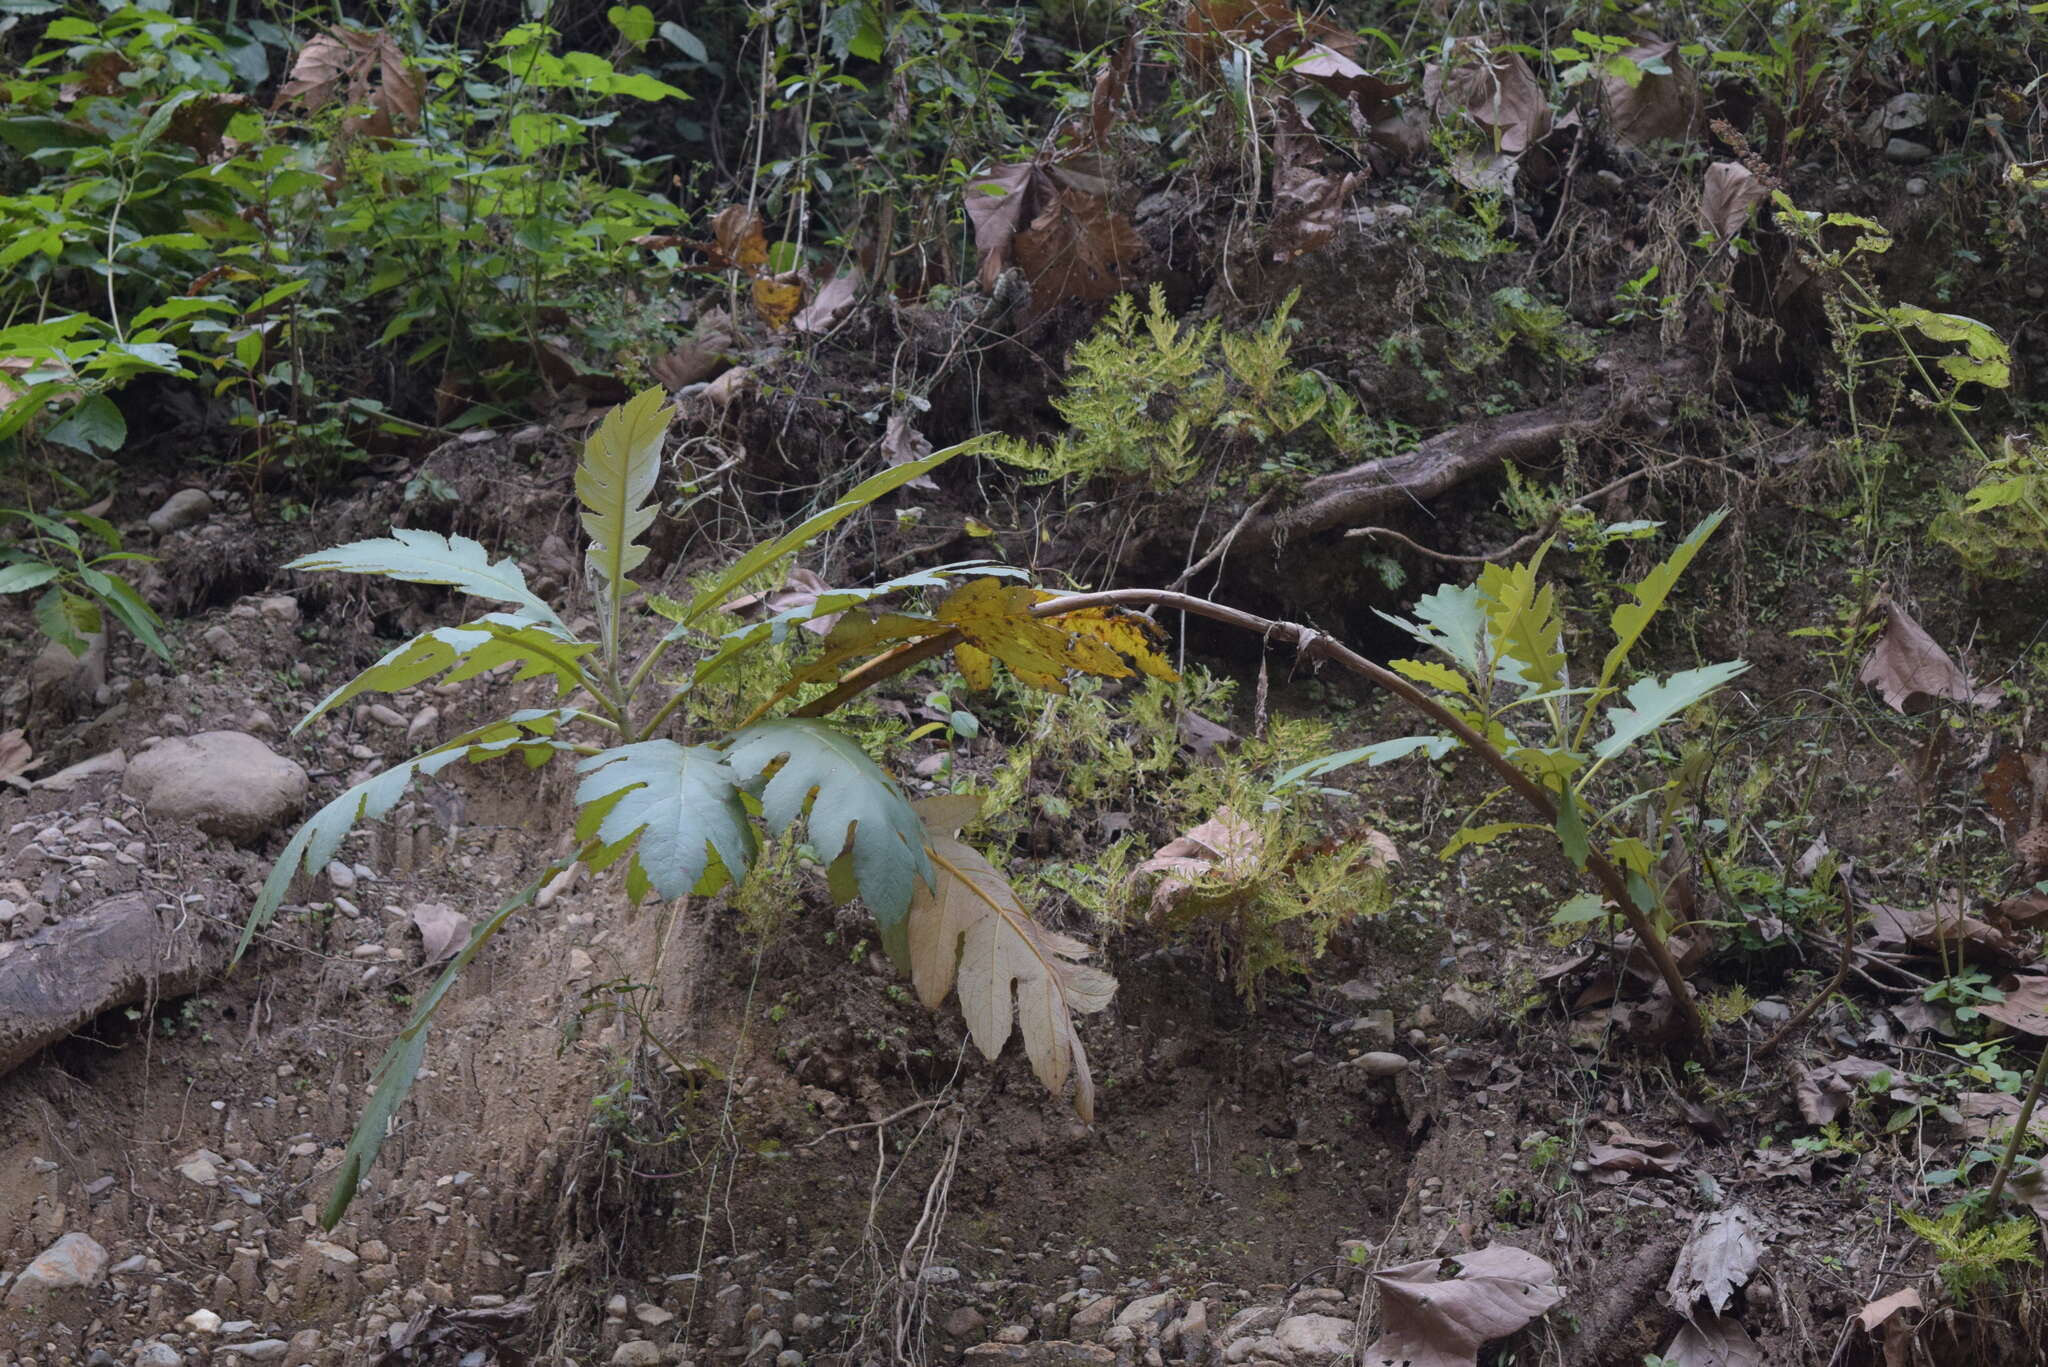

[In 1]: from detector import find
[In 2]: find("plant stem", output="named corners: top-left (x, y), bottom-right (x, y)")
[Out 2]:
top-left (1981, 1041), bottom-right (2048, 1221)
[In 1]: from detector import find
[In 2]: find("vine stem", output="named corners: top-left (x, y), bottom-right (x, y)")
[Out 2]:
top-left (791, 586), bottom-right (1710, 1047)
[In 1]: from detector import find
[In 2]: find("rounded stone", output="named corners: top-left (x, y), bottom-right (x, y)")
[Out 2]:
top-left (124, 731), bottom-right (309, 843)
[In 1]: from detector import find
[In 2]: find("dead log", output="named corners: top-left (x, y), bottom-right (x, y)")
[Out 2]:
top-left (0, 892), bottom-right (231, 1078)
top-left (1236, 404), bottom-right (1589, 552)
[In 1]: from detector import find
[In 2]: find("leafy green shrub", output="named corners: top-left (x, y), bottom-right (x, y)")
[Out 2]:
top-left (1276, 513), bottom-right (1748, 1033)
top-left (1000, 682), bottom-right (1391, 1002)
top-left (0, 8), bottom-right (688, 470)
top-left (985, 286), bottom-right (1349, 488)
top-left (0, 505), bottom-right (167, 659)
top-left (1931, 432), bottom-right (2048, 578)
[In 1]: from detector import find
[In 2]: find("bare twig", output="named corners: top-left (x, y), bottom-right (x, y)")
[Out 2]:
top-left (1756, 876), bottom-right (1858, 1056)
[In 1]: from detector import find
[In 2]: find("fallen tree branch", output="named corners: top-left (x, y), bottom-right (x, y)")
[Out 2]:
top-left (1344, 456), bottom-right (1687, 564)
top-left (1237, 404), bottom-right (1590, 551)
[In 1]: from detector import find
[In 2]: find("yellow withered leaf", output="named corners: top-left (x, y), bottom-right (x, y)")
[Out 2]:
top-left (955, 642), bottom-right (994, 692)
top-left (752, 275), bottom-right (804, 331)
top-left (1037, 596), bottom-right (1179, 682)
top-left (936, 578), bottom-right (1129, 691)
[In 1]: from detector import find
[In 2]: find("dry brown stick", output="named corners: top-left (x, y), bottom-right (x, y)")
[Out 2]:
top-left (1346, 522), bottom-right (1553, 566)
top-left (1756, 878), bottom-right (1858, 1056)
top-left (1171, 488), bottom-right (1277, 590)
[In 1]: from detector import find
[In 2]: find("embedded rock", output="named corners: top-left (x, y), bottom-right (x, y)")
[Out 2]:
top-left (124, 731), bottom-right (308, 842)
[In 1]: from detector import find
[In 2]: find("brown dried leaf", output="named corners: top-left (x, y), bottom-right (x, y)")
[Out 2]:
top-left (1662, 1311), bottom-right (1763, 1367)
top-left (710, 205), bottom-right (771, 274)
top-left (1603, 40), bottom-right (1700, 147)
top-left (1740, 1147), bottom-right (1814, 1183)
top-left (881, 413), bottom-right (940, 492)
top-left (276, 31), bottom-right (354, 112)
top-left (1588, 1124), bottom-right (1687, 1176)
top-left (722, 568), bottom-right (839, 637)
top-left (0, 729), bottom-right (34, 789)
top-left (1981, 749), bottom-right (2047, 854)
top-left (1177, 709), bottom-right (1238, 759)
top-left (1269, 105), bottom-right (1361, 263)
top-left (1086, 35), bottom-right (1140, 149)
top-left (1956, 1090), bottom-right (2048, 1143)
top-left (1138, 808), bottom-right (1262, 921)
top-left (1975, 973), bottom-right (2048, 1035)
top-left (1363, 1246), bottom-right (1566, 1367)
top-left (410, 902), bottom-right (470, 965)
top-left (1993, 892), bottom-right (2048, 930)
top-left (1864, 895), bottom-right (2016, 962)
top-left (276, 27), bottom-right (418, 130)
top-left (1423, 40), bottom-right (1551, 156)
top-left (1796, 1056), bottom-right (1897, 1125)
top-left (1701, 162), bottom-right (1769, 241)
top-left (1667, 1205), bottom-right (1765, 1316)
top-left (1292, 45), bottom-right (1408, 119)
top-left (1012, 187), bottom-right (1146, 310)
top-left (1858, 598), bottom-right (2002, 713)
top-left (1856, 1287), bottom-right (1922, 1332)
top-left (964, 162), bottom-right (1044, 290)
top-left (908, 799), bottom-right (1117, 1120)
top-left (793, 271), bottom-right (860, 335)
top-left (1857, 1287), bottom-right (1922, 1367)
top-left (59, 50), bottom-right (136, 101)
top-left (162, 92), bottom-right (251, 161)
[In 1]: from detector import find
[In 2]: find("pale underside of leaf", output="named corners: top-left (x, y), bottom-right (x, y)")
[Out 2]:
top-left (724, 719), bottom-right (933, 943)
top-left (286, 527), bottom-right (565, 633)
top-left (907, 810), bottom-right (1115, 1121)
top-left (1377, 581), bottom-right (1487, 676)
top-left (574, 740), bottom-right (754, 900)
top-left (1594, 660), bottom-right (1749, 762)
top-left (298, 614), bottom-right (594, 731)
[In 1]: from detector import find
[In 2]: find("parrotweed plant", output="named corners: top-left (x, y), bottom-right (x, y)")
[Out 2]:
top-left (239, 387), bottom-right (1172, 1226)
top-left (0, 504), bottom-right (169, 660)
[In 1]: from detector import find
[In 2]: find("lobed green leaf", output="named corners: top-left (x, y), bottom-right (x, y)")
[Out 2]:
top-left (574, 740), bottom-right (754, 900)
top-left (724, 719), bottom-right (933, 957)
top-left (1376, 582), bottom-right (1487, 677)
top-left (577, 386), bottom-right (671, 600)
top-left (285, 528), bottom-right (566, 633)
top-left (297, 614), bottom-right (596, 733)
top-left (1593, 660), bottom-right (1750, 763)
